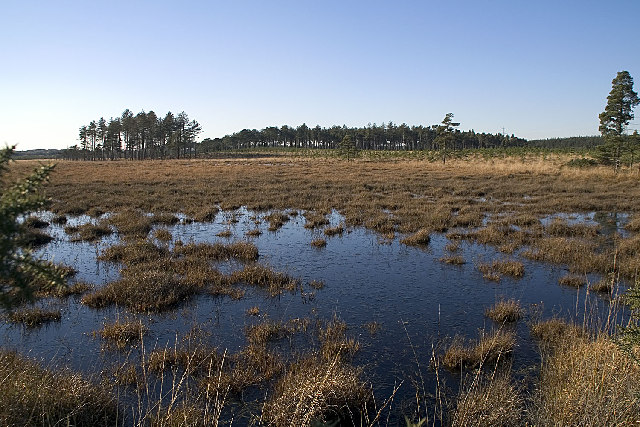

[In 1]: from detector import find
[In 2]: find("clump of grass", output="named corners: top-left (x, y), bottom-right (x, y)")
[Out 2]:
top-left (440, 255), bottom-right (466, 265)
top-left (82, 269), bottom-right (197, 312)
top-left (95, 319), bottom-right (147, 349)
top-left (51, 214), bottom-right (68, 225)
top-left (261, 355), bottom-right (369, 427)
top-left (485, 299), bottom-right (523, 323)
top-left (246, 320), bottom-right (289, 346)
top-left (303, 211), bottom-right (329, 229)
top-left (174, 241), bottom-right (259, 262)
top-left (20, 228), bottom-right (53, 247)
top-left (147, 346), bottom-right (222, 377)
top-left (266, 211), bottom-right (290, 231)
top-left (6, 307), bottom-right (61, 327)
top-left (400, 229), bottom-right (431, 247)
top-left (246, 228), bottom-right (262, 237)
top-left (309, 280), bottom-right (324, 290)
top-left (443, 329), bottom-right (515, 371)
top-left (451, 372), bottom-right (522, 427)
top-left (363, 321), bottom-right (380, 335)
top-left (0, 351), bottom-right (121, 425)
top-left (311, 238), bottom-right (327, 248)
top-left (545, 217), bottom-right (599, 238)
top-left (216, 228), bottom-right (233, 238)
top-left (531, 335), bottom-right (640, 425)
top-left (99, 239), bottom-right (170, 264)
top-left (107, 209), bottom-right (153, 238)
top-left (478, 259), bottom-right (524, 280)
top-left (319, 317), bottom-right (360, 361)
top-left (530, 318), bottom-right (583, 348)
top-left (23, 216), bottom-right (49, 229)
top-left (558, 274), bottom-right (586, 287)
top-left (324, 225), bottom-right (344, 236)
top-left (153, 227), bottom-right (172, 242)
top-left (193, 206), bottom-right (219, 222)
top-left (523, 237), bottom-right (608, 276)
top-left (445, 240), bottom-right (461, 252)
top-left (246, 306), bottom-right (260, 316)
top-left (68, 222), bottom-right (113, 242)
top-left (591, 276), bottom-right (613, 294)
top-left (230, 265), bottom-right (300, 296)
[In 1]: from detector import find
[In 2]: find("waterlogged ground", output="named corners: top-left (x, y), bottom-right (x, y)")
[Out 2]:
top-left (0, 208), bottom-right (628, 423)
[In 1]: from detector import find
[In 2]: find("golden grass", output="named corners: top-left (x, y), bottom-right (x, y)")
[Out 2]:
top-left (261, 355), bottom-right (369, 427)
top-left (531, 334), bottom-right (640, 426)
top-left (439, 255), bottom-right (466, 265)
top-left (6, 307), bottom-right (61, 327)
top-left (485, 299), bottom-right (523, 323)
top-left (477, 259), bottom-right (524, 280)
top-left (558, 274), bottom-right (586, 287)
top-left (443, 329), bottom-right (516, 371)
top-left (400, 229), bottom-right (431, 246)
top-left (96, 318), bottom-right (147, 349)
top-left (0, 350), bottom-right (120, 425)
top-left (324, 225), bottom-right (344, 236)
top-left (66, 222), bottom-right (113, 241)
top-left (311, 238), bottom-right (327, 248)
top-left (450, 372), bottom-right (522, 427)
top-left (230, 265), bottom-right (300, 296)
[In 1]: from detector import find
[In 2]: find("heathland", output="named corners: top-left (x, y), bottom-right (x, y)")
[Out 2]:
top-left (2, 150), bottom-right (640, 426)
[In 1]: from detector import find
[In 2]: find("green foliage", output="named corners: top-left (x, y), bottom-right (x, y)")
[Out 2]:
top-left (597, 71), bottom-right (640, 169)
top-left (338, 134), bottom-right (359, 161)
top-left (433, 113), bottom-right (460, 163)
top-left (0, 145), bottom-right (64, 308)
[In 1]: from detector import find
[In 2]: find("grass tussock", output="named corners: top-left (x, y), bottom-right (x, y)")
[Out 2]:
top-left (96, 319), bottom-right (147, 349)
top-left (261, 355), bottom-right (369, 427)
top-left (324, 225), bottom-right (344, 236)
top-left (451, 372), bottom-right (522, 427)
top-left (20, 228), bottom-right (53, 247)
top-left (531, 334), bottom-right (640, 426)
top-left (478, 259), bottom-right (524, 280)
top-left (266, 211), bottom-right (290, 231)
top-left (23, 216), bottom-right (49, 229)
top-left (303, 211), bottom-right (329, 229)
top-left (246, 228), bottom-right (262, 237)
top-left (529, 318), bottom-right (583, 348)
top-left (400, 229), bottom-right (431, 247)
top-left (67, 222), bottom-right (113, 241)
top-left (485, 299), bottom-right (523, 323)
top-left (440, 255), bottom-right (466, 265)
top-left (311, 238), bottom-right (327, 248)
top-left (82, 268), bottom-right (197, 312)
top-left (0, 351), bottom-right (120, 425)
top-left (230, 265), bottom-right (300, 296)
top-left (107, 209), bottom-right (153, 238)
top-left (173, 241), bottom-right (258, 262)
top-left (591, 276), bottom-right (613, 294)
top-left (523, 237), bottom-right (609, 275)
top-left (216, 228), bottom-right (233, 238)
top-left (558, 274), bottom-right (586, 288)
top-left (6, 307), bottom-right (61, 327)
top-left (443, 329), bottom-right (515, 371)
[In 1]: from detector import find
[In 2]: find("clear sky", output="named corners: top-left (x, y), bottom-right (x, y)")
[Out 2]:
top-left (1, 0), bottom-right (639, 150)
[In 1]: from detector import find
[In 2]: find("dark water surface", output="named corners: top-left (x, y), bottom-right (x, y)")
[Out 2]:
top-left (1, 209), bottom-right (625, 423)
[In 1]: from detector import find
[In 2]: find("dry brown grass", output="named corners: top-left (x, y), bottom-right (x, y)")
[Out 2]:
top-left (261, 355), bottom-right (369, 427)
top-left (324, 225), bottom-right (344, 236)
top-left (230, 265), bottom-right (300, 296)
top-left (400, 229), bottom-right (431, 247)
top-left (477, 259), bottom-right (524, 280)
top-left (440, 255), bottom-right (466, 265)
top-left (66, 222), bottom-right (113, 241)
top-left (6, 307), bottom-right (61, 327)
top-left (443, 329), bottom-right (516, 371)
top-left (311, 238), bottom-right (327, 248)
top-left (96, 318), bottom-right (147, 349)
top-left (0, 351), bottom-right (120, 425)
top-left (450, 372), bottom-right (522, 427)
top-left (485, 299), bottom-right (523, 323)
top-left (558, 274), bottom-right (586, 288)
top-left (531, 334), bottom-right (640, 426)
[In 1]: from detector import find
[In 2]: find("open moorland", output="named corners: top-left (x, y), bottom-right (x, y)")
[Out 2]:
top-left (3, 151), bottom-right (640, 426)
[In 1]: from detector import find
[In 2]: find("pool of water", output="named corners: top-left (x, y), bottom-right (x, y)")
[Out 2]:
top-left (0, 208), bottom-right (625, 423)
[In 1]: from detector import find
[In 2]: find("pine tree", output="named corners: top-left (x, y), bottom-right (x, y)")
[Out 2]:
top-left (597, 71), bottom-right (640, 169)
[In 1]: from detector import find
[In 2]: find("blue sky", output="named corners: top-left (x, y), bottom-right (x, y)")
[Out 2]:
top-left (1, 0), bottom-right (639, 150)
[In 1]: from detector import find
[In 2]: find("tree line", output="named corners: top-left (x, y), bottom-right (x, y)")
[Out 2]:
top-left (199, 122), bottom-right (527, 153)
top-left (65, 110), bottom-right (202, 160)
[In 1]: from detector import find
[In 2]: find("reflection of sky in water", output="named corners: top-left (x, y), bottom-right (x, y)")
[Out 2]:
top-left (2, 209), bottom-right (628, 420)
